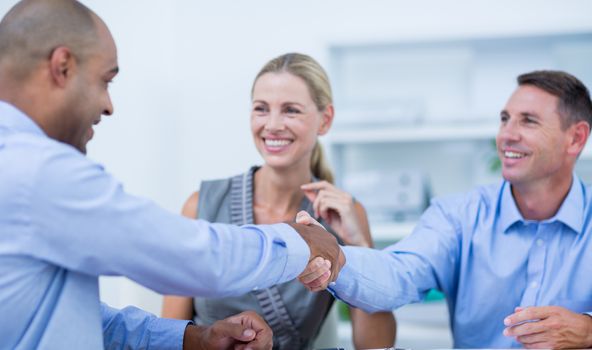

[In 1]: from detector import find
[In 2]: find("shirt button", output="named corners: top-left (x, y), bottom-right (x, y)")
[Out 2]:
top-left (536, 239), bottom-right (544, 247)
top-left (530, 281), bottom-right (538, 288)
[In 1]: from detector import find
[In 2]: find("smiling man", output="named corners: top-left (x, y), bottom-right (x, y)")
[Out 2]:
top-left (0, 0), bottom-right (341, 349)
top-left (301, 70), bottom-right (592, 349)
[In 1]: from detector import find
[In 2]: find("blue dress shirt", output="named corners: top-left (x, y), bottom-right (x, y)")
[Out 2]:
top-left (0, 101), bottom-right (310, 349)
top-left (331, 177), bottom-right (592, 348)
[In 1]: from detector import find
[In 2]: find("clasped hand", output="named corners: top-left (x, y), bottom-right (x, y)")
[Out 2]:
top-left (185, 310), bottom-right (272, 350)
top-left (289, 211), bottom-right (344, 292)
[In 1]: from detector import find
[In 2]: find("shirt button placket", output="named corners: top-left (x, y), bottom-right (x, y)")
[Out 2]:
top-left (520, 223), bottom-right (545, 306)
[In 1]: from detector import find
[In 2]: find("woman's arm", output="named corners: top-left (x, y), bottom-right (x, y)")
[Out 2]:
top-left (161, 191), bottom-right (200, 320)
top-left (348, 202), bottom-right (396, 349)
top-left (350, 308), bottom-right (396, 349)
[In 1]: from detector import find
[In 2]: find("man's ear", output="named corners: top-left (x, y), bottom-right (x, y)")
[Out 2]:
top-left (318, 104), bottom-right (334, 136)
top-left (568, 120), bottom-right (590, 156)
top-left (49, 46), bottom-right (75, 88)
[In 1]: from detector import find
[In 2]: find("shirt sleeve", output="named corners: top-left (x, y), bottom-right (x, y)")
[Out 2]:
top-left (22, 145), bottom-right (310, 297)
top-left (329, 197), bottom-right (462, 313)
top-left (101, 302), bottom-right (189, 350)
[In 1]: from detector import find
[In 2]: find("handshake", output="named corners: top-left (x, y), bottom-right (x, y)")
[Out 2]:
top-left (288, 211), bottom-right (345, 292)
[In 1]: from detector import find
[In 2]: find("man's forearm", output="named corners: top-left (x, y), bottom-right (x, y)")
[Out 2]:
top-left (329, 246), bottom-right (433, 313)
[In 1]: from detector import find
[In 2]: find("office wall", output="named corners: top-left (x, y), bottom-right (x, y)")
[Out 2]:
top-left (2, 0), bottom-right (592, 315)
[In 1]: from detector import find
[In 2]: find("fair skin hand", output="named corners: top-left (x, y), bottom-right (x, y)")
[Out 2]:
top-left (183, 311), bottom-right (273, 350)
top-left (301, 181), bottom-right (372, 247)
top-left (503, 306), bottom-right (592, 349)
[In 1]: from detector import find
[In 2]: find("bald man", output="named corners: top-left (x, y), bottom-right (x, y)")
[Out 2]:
top-left (0, 0), bottom-right (339, 349)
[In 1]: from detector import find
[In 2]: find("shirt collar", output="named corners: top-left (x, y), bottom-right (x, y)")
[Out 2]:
top-left (0, 100), bottom-right (47, 137)
top-left (552, 174), bottom-right (584, 234)
top-left (499, 181), bottom-right (523, 233)
top-left (499, 175), bottom-right (584, 234)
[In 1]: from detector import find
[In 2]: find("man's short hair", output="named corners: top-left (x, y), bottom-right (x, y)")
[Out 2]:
top-left (517, 70), bottom-right (592, 129)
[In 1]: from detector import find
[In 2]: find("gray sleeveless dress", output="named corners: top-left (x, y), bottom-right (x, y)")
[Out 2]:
top-left (193, 166), bottom-right (342, 350)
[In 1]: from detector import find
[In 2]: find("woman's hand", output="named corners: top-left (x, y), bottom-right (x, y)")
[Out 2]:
top-left (301, 181), bottom-right (371, 247)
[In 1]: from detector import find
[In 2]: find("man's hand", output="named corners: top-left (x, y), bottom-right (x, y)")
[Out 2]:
top-left (183, 311), bottom-right (272, 350)
top-left (290, 210), bottom-right (345, 291)
top-left (503, 306), bottom-right (592, 349)
top-left (298, 256), bottom-right (332, 292)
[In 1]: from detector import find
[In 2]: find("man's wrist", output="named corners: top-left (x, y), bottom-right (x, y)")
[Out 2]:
top-left (183, 324), bottom-right (207, 350)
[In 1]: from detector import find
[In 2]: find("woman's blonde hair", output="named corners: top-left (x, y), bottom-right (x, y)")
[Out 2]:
top-left (252, 53), bottom-right (335, 184)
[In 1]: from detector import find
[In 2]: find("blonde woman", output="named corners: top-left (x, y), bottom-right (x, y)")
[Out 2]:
top-left (163, 53), bottom-right (396, 349)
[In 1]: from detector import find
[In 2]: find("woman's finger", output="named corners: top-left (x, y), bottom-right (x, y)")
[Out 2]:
top-left (300, 180), bottom-right (332, 191)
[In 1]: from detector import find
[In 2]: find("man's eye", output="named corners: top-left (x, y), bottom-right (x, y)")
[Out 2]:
top-left (286, 107), bottom-right (300, 114)
top-left (254, 106), bottom-right (266, 112)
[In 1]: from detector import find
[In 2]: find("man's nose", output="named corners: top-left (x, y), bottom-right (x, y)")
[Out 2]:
top-left (103, 94), bottom-right (114, 116)
top-left (498, 120), bottom-right (520, 143)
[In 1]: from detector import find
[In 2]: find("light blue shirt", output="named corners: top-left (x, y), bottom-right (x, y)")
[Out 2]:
top-left (0, 101), bottom-right (310, 349)
top-left (331, 177), bottom-right (592, 348)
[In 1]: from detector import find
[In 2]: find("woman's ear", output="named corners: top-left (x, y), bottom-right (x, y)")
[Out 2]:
top-left (318, 104), bottom-right (334, 136)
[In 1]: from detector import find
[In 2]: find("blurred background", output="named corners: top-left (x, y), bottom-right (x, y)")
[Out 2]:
top-left (2, 0), bottom-right (591, 348)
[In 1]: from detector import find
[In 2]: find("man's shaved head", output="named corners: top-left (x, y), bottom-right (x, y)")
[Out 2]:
top-left (0, 0), bottom-right (118, 154)
top-left (0, 0), bottom-right (100, 80)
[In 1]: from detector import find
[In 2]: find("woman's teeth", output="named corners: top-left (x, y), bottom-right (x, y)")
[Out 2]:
top-left (265, 139), bottom-right (291, 147)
